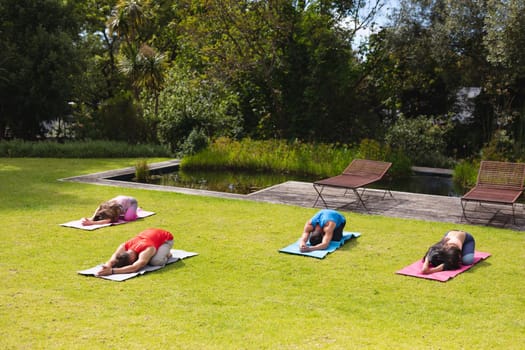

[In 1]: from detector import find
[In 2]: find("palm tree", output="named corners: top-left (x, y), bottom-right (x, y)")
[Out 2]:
top-left (119, 44), bottom-right (165, 115)
top-left (107, 0), bottom-right (145, 45)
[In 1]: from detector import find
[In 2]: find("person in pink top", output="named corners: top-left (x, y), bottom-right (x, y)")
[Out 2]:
top-left (96, 228), bottom-right (174, 276)
top-left (81, 195), bottom-right (139, 226)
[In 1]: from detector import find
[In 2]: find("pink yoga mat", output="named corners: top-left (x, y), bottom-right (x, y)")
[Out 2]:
top-left (396, 251), bottom-right (491, 282)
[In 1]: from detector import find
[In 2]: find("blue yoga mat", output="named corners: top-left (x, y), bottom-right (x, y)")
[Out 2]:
top-left (279, 232), bottom-right (361, 259)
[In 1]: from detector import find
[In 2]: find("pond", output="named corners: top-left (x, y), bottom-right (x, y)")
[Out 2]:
top-left (111, 165), bottom-right (466, 197)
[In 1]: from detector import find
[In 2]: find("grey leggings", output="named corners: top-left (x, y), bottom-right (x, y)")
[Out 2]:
top-left (149, 240), bottom-right (174, 266)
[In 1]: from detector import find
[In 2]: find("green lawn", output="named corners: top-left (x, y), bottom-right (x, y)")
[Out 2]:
top-left (1, 158), bottom-right (524, 349)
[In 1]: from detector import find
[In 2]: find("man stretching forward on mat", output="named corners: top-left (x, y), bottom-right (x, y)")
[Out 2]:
top-left (299, 209), bottom-right (346, 252)
top-left (96, 228), bottom-right (173, 276)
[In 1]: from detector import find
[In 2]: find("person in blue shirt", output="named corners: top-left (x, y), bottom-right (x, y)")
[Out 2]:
top-left (299, 209), bottom-right (347, 252)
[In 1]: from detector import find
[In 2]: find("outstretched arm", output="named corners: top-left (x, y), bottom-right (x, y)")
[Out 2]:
top-left (81, 217), bottom-right (112, 226)
top-left (81, 205), bottom-right (112, 226)
top-left (95, 243), bottom-right (126, 276)
top-left (299, 220), bottom-right (314, 251)
top-left (421, 256), bottom-right (444, 274)
top-left (300, 221), bottom-right (335, 252)
top-left (97, 247), bottom-right (156, 276)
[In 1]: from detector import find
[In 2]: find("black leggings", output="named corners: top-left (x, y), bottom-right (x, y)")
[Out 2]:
top-left (332, 221), bottom-right (346, 241)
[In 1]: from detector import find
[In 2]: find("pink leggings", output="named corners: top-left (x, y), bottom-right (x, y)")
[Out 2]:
top-left (122, 197), bottom-right (138, 221)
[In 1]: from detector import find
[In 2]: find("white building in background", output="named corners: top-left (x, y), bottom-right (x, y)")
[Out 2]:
top-left (453, 87), bottom-right (481, 123)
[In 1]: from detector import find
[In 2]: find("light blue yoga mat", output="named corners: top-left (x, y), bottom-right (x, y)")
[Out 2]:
top-left (279, 232), bottom-right (361, 259)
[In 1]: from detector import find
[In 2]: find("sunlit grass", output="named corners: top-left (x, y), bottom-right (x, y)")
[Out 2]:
top-left (0, 158), bottom-right (523, 349)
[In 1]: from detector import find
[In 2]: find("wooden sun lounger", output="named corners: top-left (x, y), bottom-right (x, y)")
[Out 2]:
top-left (313, 159), bottom-right (392, 211)
top-left (461, 160), bottom-right (525, 224)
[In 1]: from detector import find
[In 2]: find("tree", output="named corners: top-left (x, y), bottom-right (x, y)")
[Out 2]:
top-left (0, 0), bottom-right (84, 139)
top-left (156, 65), bottom-right (242, 155)
top-left (483, 0), bottom-right (525, 155)
top-left (363, 0), bottom-right (507, 158)
top-left (174, 0), bottom-right (383, 142)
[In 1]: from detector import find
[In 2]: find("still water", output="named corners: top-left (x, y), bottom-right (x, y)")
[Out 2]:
top-left (120, 167), bottom-right (465, 197)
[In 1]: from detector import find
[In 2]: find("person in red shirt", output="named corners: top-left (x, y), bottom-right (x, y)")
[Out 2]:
top-left (96, 228), bottom-right (174, 276)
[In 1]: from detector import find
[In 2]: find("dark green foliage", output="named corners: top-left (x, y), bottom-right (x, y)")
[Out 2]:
top-left (178, 129), bottom-right (209, 157)
top-left (0, 139), bottom-right (171, 158)
top-left (155, 66), bottom-right (242, 154)
top-left (453, 160), bottom-right (479, 188)
top-left (384, 115), bottom-right (453, 168)
top-left (79, 91), bottom-right (146, 143)
top-left (3, 0), bottom-right (525, 166)
top-left (0, 0), bottom-right (83, 139)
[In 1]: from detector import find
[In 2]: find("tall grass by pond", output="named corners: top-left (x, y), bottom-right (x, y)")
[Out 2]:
top-left (0, 139), bottom-right (172, 158)
top-left (453, 159), bottom-right (480, 188)
top-left (182, 137), bottom-right (412, 178)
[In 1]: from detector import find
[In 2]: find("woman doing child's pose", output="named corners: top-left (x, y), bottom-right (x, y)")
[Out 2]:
top-left (81, 195), bottom-right (138, 226)
top-left (421, 230), bottom-right (475, 274)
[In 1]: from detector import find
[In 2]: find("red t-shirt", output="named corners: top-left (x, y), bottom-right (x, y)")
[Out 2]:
top-left (124, 228), bottom-right (173, 254)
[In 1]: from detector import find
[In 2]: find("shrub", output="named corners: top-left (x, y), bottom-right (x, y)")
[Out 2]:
top-left (480, 129), bottom-right (514, 161)
top-left (178, 129), bottom-right (210, 157)
top-left (453, 160), bottom-right (479, 188)
top-left (156, 66), bottom-right (242, 154)
top-left (74, 91), bottom-right (146, 143)
top-left (134, 159), bottom-right (151, 182)
top-left (384, 114), bottom-right (453, 167)
top-left (0, 140), bottom-right (172, 158)
top-left (357, 139), bottom-right (384, 161)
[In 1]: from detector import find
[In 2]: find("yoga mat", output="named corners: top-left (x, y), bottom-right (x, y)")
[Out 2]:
top-left (60, 208), bottom-right (155, 230)
top-left (78, 249), bottom-right (198, 281)
top-left (279, 232), bottom-right (361, 259)
top-left (396, 251), bottom-right (491, 282)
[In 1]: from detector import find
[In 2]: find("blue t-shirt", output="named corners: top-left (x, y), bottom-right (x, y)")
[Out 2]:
top-left (310, 209), bottom-right (346, 229)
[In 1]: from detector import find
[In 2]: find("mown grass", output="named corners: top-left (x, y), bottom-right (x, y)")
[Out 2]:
top-left (1, 158), bottom-right (524, 349)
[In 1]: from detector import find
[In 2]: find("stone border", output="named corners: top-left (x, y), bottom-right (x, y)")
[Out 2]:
top-left (58, 159), bottom-right (246, 200)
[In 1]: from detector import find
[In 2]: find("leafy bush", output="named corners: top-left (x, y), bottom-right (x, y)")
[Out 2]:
top-left (178, 129), bottom-right (209, 157)
top-left (357, 139), bottom-right (384, 161)
top-left (384, 114), bottom-right (453, 167)
top-left (74, 91), bottom-right (148, 143)
top-left (155, 66), bottom-right (242, 155)
top-left (453, 159), bottom-right (479, 188)
top-left (480, 129), bottom-right (515, 161)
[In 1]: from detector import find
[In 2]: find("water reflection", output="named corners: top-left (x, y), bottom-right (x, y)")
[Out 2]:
top-left (373, 175), bottom-right (464, 197)
top-left (133, 168), bottom-right (465, 197)
top-left (148, 169), bottom-right (317, 194)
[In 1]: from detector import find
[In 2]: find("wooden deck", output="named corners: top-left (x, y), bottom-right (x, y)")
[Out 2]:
top-left (61, 160), bottom-right (525, 230)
